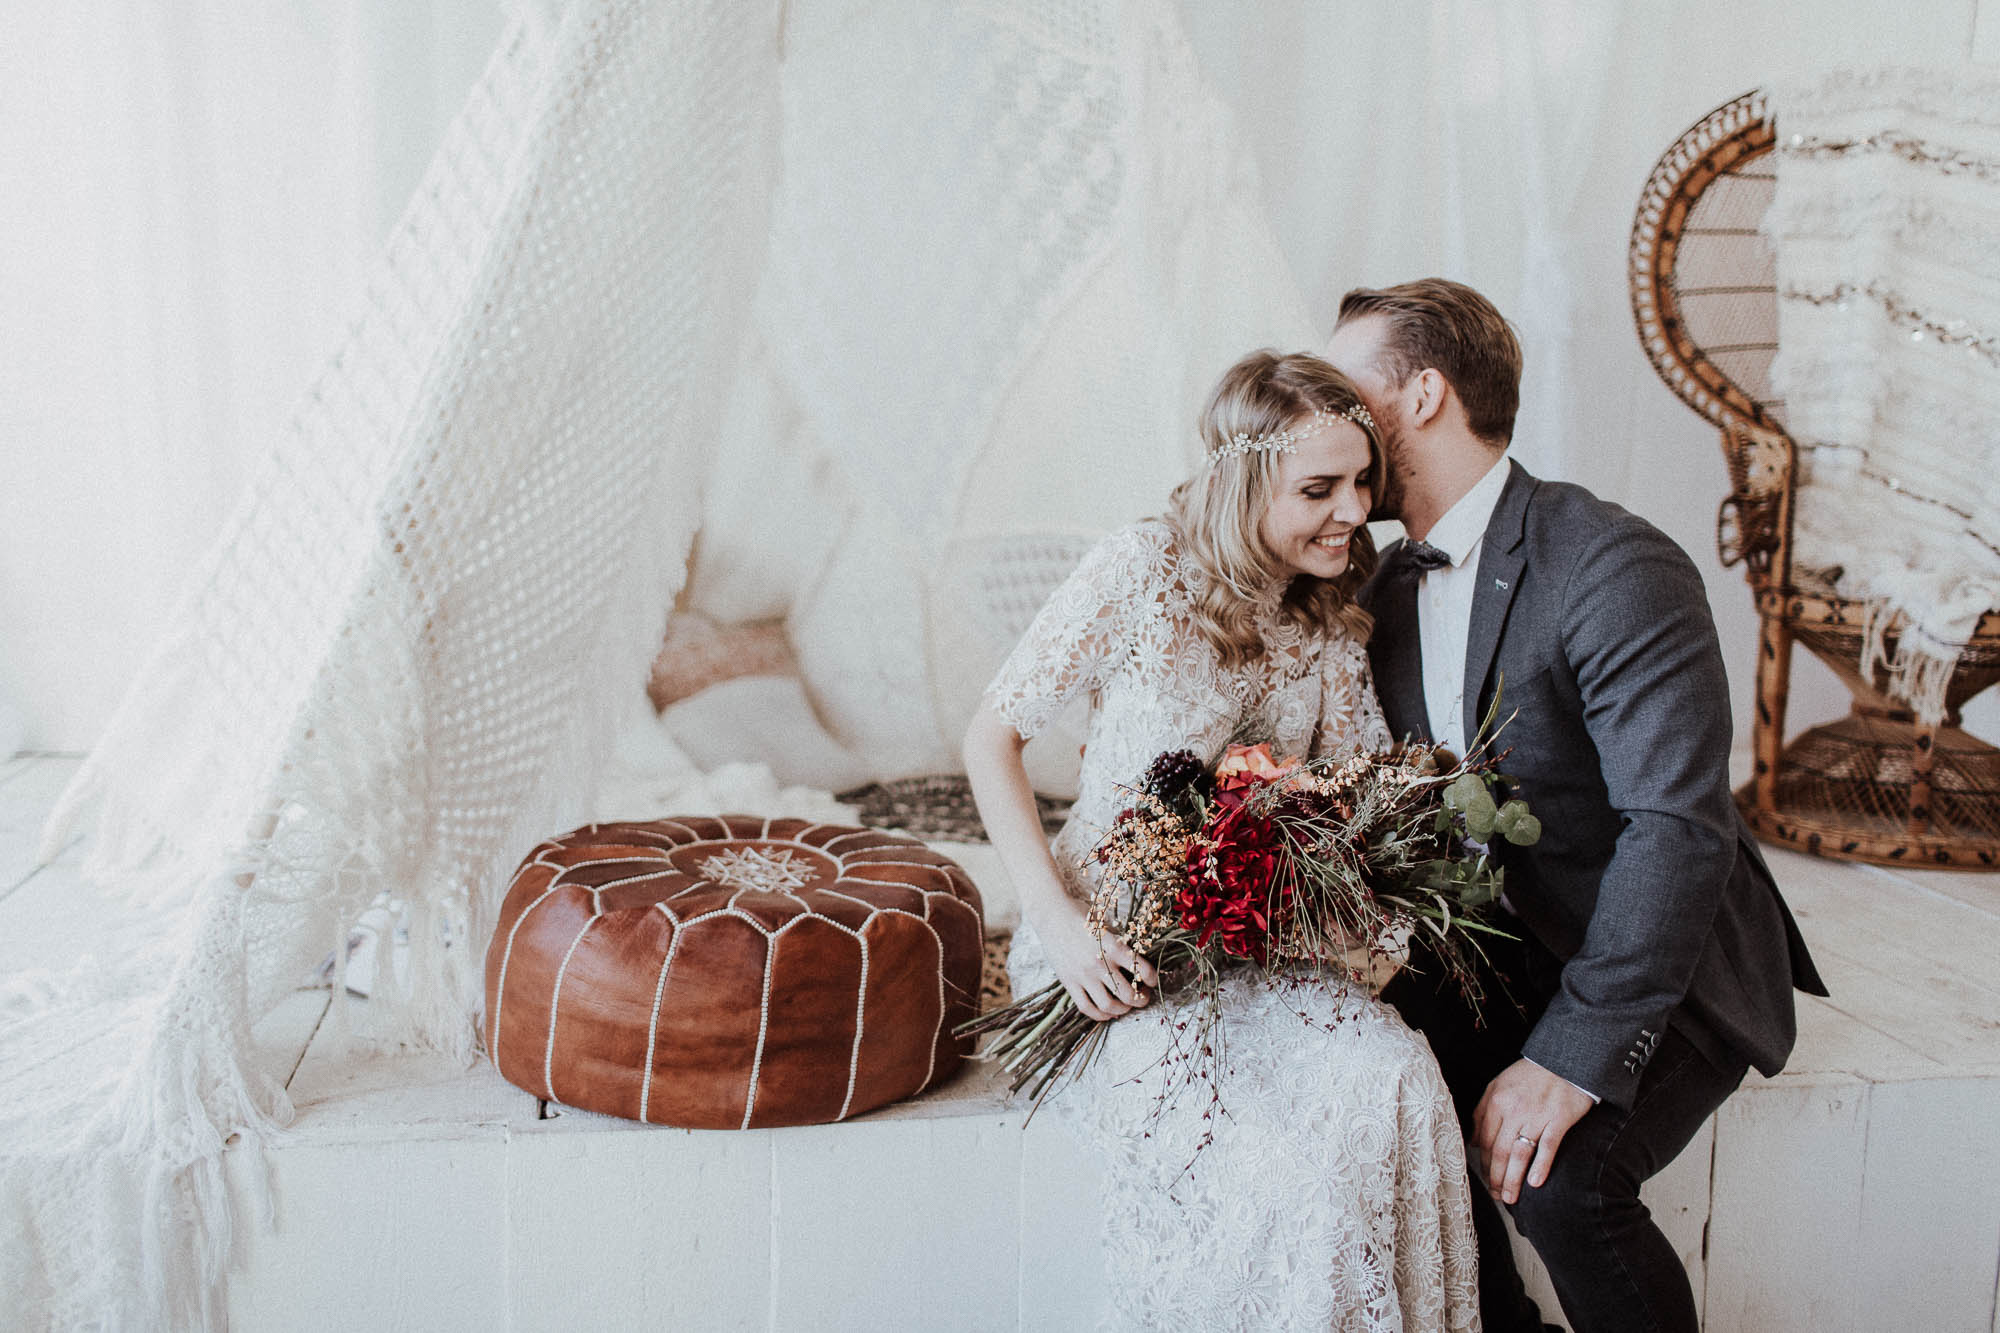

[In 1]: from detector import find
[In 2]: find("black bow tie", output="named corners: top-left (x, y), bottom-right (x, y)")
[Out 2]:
top-left (1390, 538), bottom-right (1454, 576)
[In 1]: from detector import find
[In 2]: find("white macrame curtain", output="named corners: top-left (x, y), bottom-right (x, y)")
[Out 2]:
top-left (715, 0), bottom-right (1317, 790)
top-left (1, 0), bottom-right (1321, 1323)
top-left (5, 2), bottom-right (781, 1324)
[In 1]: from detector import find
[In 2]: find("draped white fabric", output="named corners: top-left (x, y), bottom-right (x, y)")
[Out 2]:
top-left (5, 3), bottom-right (782, 1324)
top-left (1180, 0), bottom-right (1635, 483)
top-left (721, 0), bottom-right (1316, 790)
top-left (0, 696), bottom-right (21, 764)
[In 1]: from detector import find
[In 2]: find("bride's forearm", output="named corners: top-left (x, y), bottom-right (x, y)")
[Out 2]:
top-left (961, 704), bottom-right (1075, 925)
top-left (964, 703), bottom-right (1155, 1017)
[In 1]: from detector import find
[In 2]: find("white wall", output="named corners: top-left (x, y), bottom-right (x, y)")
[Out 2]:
top-left (3, 0), bottom-right (1996, 750)
top-left (0, 3), bottom-right (504, 750)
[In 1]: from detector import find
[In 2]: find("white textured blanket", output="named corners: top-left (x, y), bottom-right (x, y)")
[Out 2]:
top-left (1768, 66), bottom-right (2000, 722)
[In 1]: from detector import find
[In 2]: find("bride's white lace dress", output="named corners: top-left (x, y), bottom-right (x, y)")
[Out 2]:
top-left (989, 519), bottom-right (1480, 1332)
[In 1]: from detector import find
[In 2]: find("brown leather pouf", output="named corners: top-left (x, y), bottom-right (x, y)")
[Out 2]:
top-left (483, 815), bottom-right (984, 1128)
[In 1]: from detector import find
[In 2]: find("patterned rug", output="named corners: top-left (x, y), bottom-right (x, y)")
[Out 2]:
top-left (836, 773), bottom-right (1069, 841)
top-left (980, 936), bottom-right (1014, 1012)
top-left (834, 775), bottom-right (1051, 1012)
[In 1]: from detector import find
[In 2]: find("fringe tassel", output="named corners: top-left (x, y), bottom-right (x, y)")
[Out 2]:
top-left (1887, 639), bottom-right (1960, 728)
top-left (1856, 596), bottom-right (1962, 726)
top-left (1, 874), bottom-right (294, 1330)
top-left (1859, 599), bottom-right (1892, 685)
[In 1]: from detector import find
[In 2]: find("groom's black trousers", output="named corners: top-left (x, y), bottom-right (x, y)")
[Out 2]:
top-left (1383, 928), bottom-right (1747, 1333)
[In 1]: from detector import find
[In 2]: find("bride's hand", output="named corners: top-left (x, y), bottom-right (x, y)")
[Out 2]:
top-left (1031, 895), bottom-right (1160, 1022)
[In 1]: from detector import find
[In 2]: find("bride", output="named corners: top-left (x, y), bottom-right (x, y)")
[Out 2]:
top-left (963, 350), bottom-right (1479, 1331)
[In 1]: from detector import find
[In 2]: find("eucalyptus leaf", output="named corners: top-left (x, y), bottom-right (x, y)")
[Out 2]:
top-left (1465, 804), bottom-right (1497, 840)
top-left (1445, 773), bottom-right (1485, 811)
top-left (1503, 812), bottom-right (1542, 846)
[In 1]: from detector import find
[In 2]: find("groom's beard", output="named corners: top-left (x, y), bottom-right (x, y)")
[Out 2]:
top-left (1373, 411), bottom-right (1414, 523)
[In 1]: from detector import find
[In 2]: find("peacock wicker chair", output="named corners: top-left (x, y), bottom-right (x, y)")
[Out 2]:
top-left (1629, 89), bottom-right (2000, 869)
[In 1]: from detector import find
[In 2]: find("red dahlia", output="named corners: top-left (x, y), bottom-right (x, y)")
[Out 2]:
top-left (1179, 804), bottom-right (1293, 964)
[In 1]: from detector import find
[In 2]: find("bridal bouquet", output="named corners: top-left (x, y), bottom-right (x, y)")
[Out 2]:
top-left (962, 724), bottom-right (1539, 1111)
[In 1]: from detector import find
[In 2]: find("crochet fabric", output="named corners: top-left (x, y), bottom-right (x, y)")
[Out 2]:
top-left (1768, 66), bottom-right (2000, 722)
top-left (3, 4), bottom-right (776, 1325)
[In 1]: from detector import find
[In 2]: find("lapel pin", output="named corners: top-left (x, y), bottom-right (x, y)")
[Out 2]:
top-left (1494, 578), bottom-right (1509, 591)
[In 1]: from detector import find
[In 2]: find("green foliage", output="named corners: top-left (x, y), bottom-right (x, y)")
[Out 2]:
top-left (1443, 772), bottom-right (1486, 811)
top-left (1493, 799), bottom-right (1541, 846)
top-left (1444, 771), bottom-right (1498, 839)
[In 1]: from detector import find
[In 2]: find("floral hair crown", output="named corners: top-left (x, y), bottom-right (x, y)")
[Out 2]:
top-left (1204, 403), bottom-right (1376, 468)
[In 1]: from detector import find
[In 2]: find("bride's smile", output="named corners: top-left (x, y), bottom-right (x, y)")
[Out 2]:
top-left (1259, 421), bottom-right (1374, 579)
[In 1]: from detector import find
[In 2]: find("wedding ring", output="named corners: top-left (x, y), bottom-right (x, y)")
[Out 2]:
top-left (1515, 1132), bottom-right (1537, 1145)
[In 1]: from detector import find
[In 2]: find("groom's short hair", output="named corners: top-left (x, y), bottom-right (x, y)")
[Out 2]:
top-left (1336, 279), bottom-right (1521, 445)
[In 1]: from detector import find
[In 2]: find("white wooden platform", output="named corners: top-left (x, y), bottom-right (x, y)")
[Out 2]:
top-left (3, 753), bottom-right (1997, 1331)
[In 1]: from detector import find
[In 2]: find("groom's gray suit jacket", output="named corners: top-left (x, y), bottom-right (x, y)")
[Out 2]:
top-left (1362, 461), bottom-right (1826, 1109)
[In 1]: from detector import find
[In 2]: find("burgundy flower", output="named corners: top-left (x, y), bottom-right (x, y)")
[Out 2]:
top-left (1180, 803), bottom-right (1294, 963)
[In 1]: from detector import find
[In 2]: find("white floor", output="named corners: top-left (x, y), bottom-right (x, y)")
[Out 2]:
top-left (3, 752), bottom-right (1998, 1331)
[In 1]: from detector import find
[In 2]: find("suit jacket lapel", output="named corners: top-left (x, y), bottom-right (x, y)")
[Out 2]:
top-left (1461, 461), bottom-right (1533, 750)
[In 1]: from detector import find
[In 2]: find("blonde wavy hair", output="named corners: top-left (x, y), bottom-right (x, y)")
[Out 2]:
top-left (1165, 350), bottom-right (1382, 668)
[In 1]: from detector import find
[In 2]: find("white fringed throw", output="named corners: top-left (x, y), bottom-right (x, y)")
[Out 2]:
top-left (1768, 66), bottom-right (2000, 722)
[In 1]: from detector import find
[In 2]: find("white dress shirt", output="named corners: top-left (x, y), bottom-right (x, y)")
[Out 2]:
top-left (1415, 456), bottom-right (1511, 755)
top-left (1412, 455), bottom-right (1601, 1104)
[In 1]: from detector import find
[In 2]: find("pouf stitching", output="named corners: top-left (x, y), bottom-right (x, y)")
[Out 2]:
top-left (497, 862), bottom-right (974, 1104)
top-left (637, 928), bottom-right (686, 1123)
top-left (743, 939), bottom-right (777, 1127)
top-left (542, 912), bottom-right (605, 1101)
top-left (488, 876), bottom-right (580, 1075)
top-left (622, 900), bottom-right (955, 1125)
top-left (489, 850), bottom-right (700, 1076)
top-left (490, 818), bottom-right (981, 1127)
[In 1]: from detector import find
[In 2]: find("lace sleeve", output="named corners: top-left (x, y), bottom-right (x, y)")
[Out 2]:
top-left (1313, 633), bottom-right (1393, 758)
top-left (982, 524), bottom-right (1158, 740)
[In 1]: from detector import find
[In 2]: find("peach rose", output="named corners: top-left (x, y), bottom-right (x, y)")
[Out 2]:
top-left (1213, 743), bottom-right (1301, 784)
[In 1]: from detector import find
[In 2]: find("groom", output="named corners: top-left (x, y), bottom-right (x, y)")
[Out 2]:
top-left (1331, 279), bottom-right (1826, 1333)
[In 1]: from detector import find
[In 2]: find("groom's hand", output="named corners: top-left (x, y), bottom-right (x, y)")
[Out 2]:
top-left (1473, 1059), bottom-right (1595, 1206)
